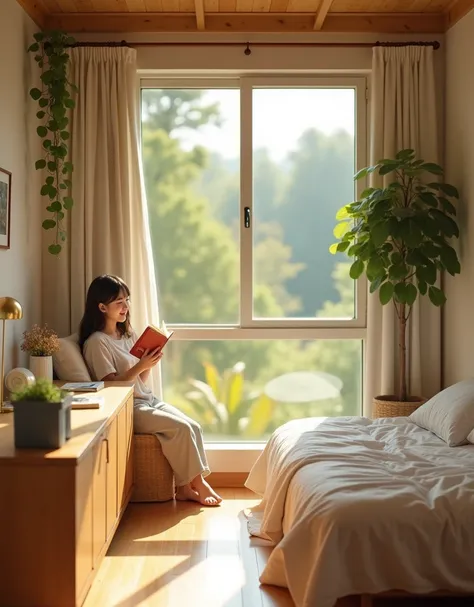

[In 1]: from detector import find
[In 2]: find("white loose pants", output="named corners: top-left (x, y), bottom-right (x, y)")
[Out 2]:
top-left (134, 399), bottom-right (210, 486)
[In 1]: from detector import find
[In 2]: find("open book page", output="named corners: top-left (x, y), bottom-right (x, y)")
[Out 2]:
top-left (149, 320), bottom-right (172, 338)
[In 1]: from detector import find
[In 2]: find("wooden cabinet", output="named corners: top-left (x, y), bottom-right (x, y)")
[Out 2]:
top-left (0, 384), bottom-right (134, 607)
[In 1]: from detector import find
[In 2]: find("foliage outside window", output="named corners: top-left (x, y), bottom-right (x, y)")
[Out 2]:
top-left (141, 85), bottom-right (362, 440)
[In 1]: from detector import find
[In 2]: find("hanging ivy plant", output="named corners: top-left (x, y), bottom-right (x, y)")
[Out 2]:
top-left (28, 31), bottom-right (78, 256)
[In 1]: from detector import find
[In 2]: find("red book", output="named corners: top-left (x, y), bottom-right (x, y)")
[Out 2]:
top-left (130, 322), bottom-right (174, 359)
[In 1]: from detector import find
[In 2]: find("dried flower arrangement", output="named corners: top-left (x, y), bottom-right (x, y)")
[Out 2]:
top-left (21, 324), bottom-right (60, 357)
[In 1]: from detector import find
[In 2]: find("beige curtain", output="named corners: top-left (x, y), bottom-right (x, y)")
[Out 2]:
top-left (42, 47), bottom-right (160, 390)
top-left (364, 46), bottom-right (441, 415)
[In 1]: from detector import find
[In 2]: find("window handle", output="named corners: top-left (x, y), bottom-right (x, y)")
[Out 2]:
top-left (244, 207), bottom-right (251, 228)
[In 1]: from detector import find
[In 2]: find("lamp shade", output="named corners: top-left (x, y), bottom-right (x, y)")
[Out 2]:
top-left (0, 297), bottom-right (23, 320)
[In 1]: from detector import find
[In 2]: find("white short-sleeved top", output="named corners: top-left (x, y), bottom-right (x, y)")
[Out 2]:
top-left (83, 331), bottom-right (154, 406)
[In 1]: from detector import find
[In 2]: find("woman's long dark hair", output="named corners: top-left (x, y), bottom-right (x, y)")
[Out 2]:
top-left (78, 274), bottom-right (131, 350)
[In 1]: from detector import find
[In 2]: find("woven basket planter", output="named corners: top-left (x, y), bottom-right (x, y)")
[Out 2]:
top-left (131, 434), bottom-right (175, 503)
top-left (373, 396), bottom-right (425, 419)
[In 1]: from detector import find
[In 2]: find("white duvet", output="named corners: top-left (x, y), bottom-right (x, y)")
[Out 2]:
top-left (245, 416), bottom-right (474, 607)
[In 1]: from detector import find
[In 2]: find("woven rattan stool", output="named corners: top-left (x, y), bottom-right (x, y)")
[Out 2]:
top-left (131, 434), bottom-right (175, 502)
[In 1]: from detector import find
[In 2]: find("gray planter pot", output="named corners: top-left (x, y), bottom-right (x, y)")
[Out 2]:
top-left (13, 395), bottom-right (73, 449)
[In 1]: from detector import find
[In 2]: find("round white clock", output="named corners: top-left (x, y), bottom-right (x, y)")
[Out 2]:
top-left (5, 367), bottom-right (36, 392)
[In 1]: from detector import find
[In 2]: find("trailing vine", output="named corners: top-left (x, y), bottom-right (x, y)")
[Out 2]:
top-left (28, 31), bottom-right (77, 256)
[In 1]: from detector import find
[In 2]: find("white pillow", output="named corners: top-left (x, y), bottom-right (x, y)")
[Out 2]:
top-left (409, 379), bottom-right (474, 446)
top-left (53, 333), bottom-right (92, 382)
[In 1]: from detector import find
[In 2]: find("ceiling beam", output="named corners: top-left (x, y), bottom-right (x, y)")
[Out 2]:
top-left (16, 0), bottom-right (46, 28)
top-left (445, 0), bottom-right (474, 29)
top-left (194, 0), bottom-right (206, 30)
top-left (45, 12), bottom-right (446, 33)
top-left (314, 0), bottom-right (334, 31)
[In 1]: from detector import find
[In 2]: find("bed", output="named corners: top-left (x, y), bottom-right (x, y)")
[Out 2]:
top-left (245, 414), bottom-right (474, 607)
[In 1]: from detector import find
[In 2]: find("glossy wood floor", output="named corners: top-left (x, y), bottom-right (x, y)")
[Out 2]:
top-left (84, 488), bottom-right (471, 607)
top-left (84, 488), bottom-right (295, 607)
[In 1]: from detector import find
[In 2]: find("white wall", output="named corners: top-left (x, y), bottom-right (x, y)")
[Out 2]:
top-left (443, 9), bottom-right (474, 385)
top-left (0, 0), bottom-right (42, 373)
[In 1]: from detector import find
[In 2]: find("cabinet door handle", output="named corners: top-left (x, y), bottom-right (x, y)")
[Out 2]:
top-left (102, 437), bottom-right (110, 463)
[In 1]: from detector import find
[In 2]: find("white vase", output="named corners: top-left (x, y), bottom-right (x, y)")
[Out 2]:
top-left (29, 356), bottom-right (53, 382)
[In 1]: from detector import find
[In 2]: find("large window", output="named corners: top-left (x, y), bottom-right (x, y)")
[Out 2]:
top-left (140, 77), bottom-right (367, 442)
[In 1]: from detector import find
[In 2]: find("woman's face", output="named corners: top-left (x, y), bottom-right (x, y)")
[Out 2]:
top-left (101, 289), bottom-right (130, 323)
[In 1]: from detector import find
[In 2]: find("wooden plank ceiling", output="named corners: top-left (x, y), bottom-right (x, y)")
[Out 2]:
top-left (16, 0), bottom-right (474, 32)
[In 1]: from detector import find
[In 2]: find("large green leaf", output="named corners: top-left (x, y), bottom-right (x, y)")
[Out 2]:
top-left (399, 219), bottom-right (423, 248)
top-left (349, 259), bottom-right (365, 279)
top-left (439, 197), bottom-right (457, 216)
top-left (418, 191), bottom-right (438, 207)
top-left (405, 283), bottom-right (418, 305)
top-left (367, 256), bottom-right (385, 280)
top-left (428, 286), bottom-right (447, 306)
top-left (203, 362), bottom-right (220, 401)
top-left (389, 263), bottom-right (409, 281)
top-left (406, 249), bottom-right (428, 267)
top-left (417, 280), bottom-right (428, 296)
top-left (333, 221), bottom-right (351, 239)
top-left (379, 163), bottom-right (399, 176)
top-left (396, 149), bottom-right (415, 159)
top-left (337, 241), bottom-right (350, 253)
top-left (336, 206), bottom-right (350, 220)
top-left (439, 245), bottom-right (461, 275)
top-left (417, 216), bottom-right (439, 239)
top-left (371, 221), bottom-right (390, 247)
top-left (430, 209), bottom-right (459, 238)
top-left (420, 242), bottom-right (440, 260)
top-left (370, 274), bottom-right (386, 293)
top-left (379, 282), bottom-right (394, 305)
top-left (245, 394), bottom-right (275, 437)
top-left (354, 167), bottom-right (369, 180)
top-left (227, 368), bottom-right (244, 414)
top-left (437, 183), bottom-right (459, 199)
top-left (417, 262), bottom-right (437, 285)
top-left (394, 282), bottom-right (409, 304)
top-left (420, 163), bottom-right (443, 175)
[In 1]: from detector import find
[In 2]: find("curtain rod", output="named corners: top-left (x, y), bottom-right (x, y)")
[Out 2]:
top-left (70, 40), bottom-right (441, 51)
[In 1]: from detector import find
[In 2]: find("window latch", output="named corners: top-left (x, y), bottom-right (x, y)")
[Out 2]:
top-left (244, 207), bottom-right (251, 228)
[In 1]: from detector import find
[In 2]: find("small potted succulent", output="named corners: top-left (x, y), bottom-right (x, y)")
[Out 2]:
top-left (11, 379), bottom-right (72, 449)
top-left (21, 324), bottom-right (60, 381)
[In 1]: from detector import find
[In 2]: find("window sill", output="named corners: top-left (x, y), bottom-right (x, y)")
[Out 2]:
top-left (204, 442), bottom-right (264, 472)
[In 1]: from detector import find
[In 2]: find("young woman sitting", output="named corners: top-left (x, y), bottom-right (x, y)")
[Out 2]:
top-left (78, 274), bottom-right (222, 507)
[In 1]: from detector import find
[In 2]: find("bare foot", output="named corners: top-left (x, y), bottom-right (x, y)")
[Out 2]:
top-left (175, 484), bottom-right (200, 503)
top-left (191, 479), bottom-right (223, 506)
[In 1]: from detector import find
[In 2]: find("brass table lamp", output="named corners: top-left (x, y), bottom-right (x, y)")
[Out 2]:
top-left (0, 297), bottom-right (23, 414)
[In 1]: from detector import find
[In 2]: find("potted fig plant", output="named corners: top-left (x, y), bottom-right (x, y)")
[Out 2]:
top-left (11, 379), bottom-right (72, 449)
top-left (331, 149), bottom-right (461, 417)
top-left (21, 324), bottom-right (60, 381)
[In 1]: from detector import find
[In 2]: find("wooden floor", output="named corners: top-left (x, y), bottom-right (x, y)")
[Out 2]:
top-left (84, 488), bottom-right (473, 607)
top-left (84, 488), bottom-right (295, 607)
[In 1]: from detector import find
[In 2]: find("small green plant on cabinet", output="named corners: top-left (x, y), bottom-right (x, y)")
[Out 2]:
top-left (331, 150), bottom-right (461, 402)
top-left (11, 378), bottom-right (65, 403)
top-left (28, 30), bottom-right (77, 256)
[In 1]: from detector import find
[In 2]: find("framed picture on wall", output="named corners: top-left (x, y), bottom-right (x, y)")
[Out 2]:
top-left (0, 167), bottom-right (11, 250)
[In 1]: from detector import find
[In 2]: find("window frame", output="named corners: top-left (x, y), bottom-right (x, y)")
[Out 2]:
top-left (139, 76), bottom-right (368, 447)
top-left (140, 74), bottom-right (367, 337)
